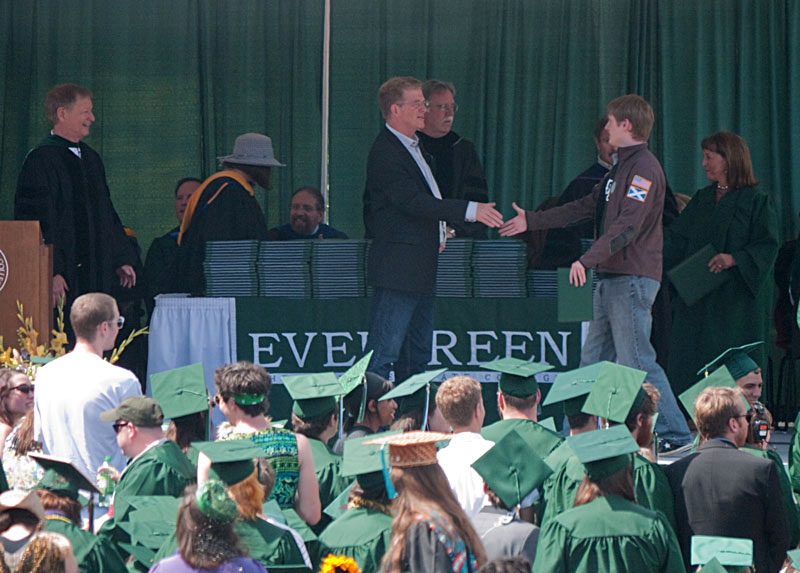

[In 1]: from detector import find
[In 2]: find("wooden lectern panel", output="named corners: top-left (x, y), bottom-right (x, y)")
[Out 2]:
top-left (0, 221), bottom-right (52, 351)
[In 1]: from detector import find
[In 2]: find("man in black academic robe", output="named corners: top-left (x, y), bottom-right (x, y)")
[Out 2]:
top-left (14, 83), bottom-right (137, 317)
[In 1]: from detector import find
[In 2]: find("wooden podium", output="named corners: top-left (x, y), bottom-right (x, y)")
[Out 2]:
top-left (0, 221), bottom-right (52, 350)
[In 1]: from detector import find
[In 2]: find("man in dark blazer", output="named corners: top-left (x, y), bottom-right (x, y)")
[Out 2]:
top-left (362, 76), bottom-right (502, 381)
top-left (665, 386), bottom-right (789, 572)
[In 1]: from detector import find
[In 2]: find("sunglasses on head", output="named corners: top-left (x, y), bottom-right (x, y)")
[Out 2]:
top-left (12, 384), bottom-right (34, 394)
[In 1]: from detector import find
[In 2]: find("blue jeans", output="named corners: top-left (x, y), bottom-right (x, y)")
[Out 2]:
top-left (580, 275), bottom-right (691, 444)
top-left (366, 287), bottom-right (434, 382)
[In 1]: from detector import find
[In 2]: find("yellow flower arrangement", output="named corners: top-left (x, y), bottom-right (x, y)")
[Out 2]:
top-left (319, 554), bottom-right (361, 573)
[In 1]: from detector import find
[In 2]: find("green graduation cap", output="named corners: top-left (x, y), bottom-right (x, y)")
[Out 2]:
top-left (696, 341), bottom-right (763, 381)
top-left (567, 424), bottom-right (639, 480)
top-left (542, 363), bottom-right (604, 416)
top-left (581, 362), bottom-right (647, 423)
top-left (338, 351), bottom-right (373, 423)
top-left (342, 430), bottom-right (400, 491)
top-left (150, 363), bottom-right (210, 420)
top-left (696, 558), bottom-right (728, 573)
top-left (380, 369), bottom-right (447, 430)
top-left (193, 439), bottom-right (266, 486)
top-left (538, 417), bottom-right (557, 432)
top-left (118, 542), bottom-right (157, 570)
top-left (283, 372), bottom-right (343, 420)
top-left (480, 357), bottom-right (553, 397)
top-left (679, 365), bottom-right (739, 421)
top-left (691, 535), bottom-right (753, 569)
top-left (787, 549), bottom-right (800, 569)
top-left (323, 483), bottom-right (353, 521)
top-left (31, 453), bottom-right (99, 500)
top-left (471, 429), bottom-right (553, 509)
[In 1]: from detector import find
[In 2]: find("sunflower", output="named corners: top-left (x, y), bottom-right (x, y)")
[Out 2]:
top-left (319, 554), bottom-right (361, 573)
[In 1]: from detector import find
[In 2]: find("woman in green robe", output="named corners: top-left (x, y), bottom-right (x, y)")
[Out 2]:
top-left (319, 475), bottom-right (393, 573)
top-left (664, 132), bottom-right (779, 396)
top-left (533, 426), bottom-right (684, 573)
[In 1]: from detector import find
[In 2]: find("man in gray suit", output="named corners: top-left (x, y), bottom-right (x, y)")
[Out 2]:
top-left (665, 386), bottom-right (789, 572)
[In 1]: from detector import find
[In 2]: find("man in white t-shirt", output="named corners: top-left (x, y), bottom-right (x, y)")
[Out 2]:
top-left (435, 375), bottom-right (494, 518)
top-left (34, 292), bottom-right (141, 478)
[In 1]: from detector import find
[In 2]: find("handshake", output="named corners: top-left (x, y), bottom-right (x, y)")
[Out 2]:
top-left (475, 201), bottom-right (530, 237)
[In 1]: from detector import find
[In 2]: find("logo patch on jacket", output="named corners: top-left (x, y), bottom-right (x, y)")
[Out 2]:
top-left (626, 175), bottom-right (651, 202)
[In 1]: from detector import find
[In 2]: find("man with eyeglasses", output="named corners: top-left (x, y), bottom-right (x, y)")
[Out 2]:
top-left (417, 79), bottom-right (489, 239)
top-left (665, 386), bottom-right (789, 572)
top-left (363, 76), bottom-right (503, 382)
top-left (96, 396), bottom-right (194, 555)
top-left (33, 292), bottom-right (141, 481)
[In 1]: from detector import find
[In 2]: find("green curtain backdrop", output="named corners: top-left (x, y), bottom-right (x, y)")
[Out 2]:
top-left (0, 0), bottom-right (323, 255)
top-left (1, 0), bottom-right (799, 254)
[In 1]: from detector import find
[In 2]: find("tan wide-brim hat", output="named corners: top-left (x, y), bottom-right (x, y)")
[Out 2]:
top-left (365, 430), bottom-right (451, 468)
top-left (218, 133), bottom-right (285, 167)
top-left (0, 489), bottom-right (45, 523)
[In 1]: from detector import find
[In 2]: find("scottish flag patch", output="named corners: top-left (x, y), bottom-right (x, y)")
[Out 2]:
top-left (626, 175), bottom-right (652, 202)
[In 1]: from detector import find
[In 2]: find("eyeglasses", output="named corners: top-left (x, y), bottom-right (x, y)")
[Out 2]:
top-left (11, 384), bottom-right (34, 395)
top-left (397, 99), bottom-right (429, 110)
top-left (213, 395), bottom-right (222, 406)
top-left (112, 421), bottom-right (130, 434)
top-left (108, 316), bottom-right (125, 329)
top-left (432, 103), bottom-right (458, 113)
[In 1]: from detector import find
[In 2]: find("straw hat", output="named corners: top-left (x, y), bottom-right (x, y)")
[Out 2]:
top-left (365, 430), bottom-right (451, 468)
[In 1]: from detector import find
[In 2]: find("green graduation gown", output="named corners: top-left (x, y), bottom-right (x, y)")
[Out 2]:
top-left (318, 506), bottom-right (393, 573)
top-left (663, 184), bottom-right (778, 395)
top-left (743, 445), bottom-right (800, 547)
top-left (790, 411), bottom-right (800, 498)
top-left (45, 516), bottom-right (127, 572)
top-left (153, 517), bottom-right (309, 572)
top-left (532, 495), bottom-right (684, 573)
top-left (308, 438), bottom-right (345, 535)
top-left (540, 453), bottom-right (677, 533)
top-left (480, 418), bottom-right (563, 459)
top-left (98, 440), bottom-right (195, 550)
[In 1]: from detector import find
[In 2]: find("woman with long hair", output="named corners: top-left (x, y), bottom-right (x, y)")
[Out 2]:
top-left (148, 482), bottom-right (266, 572)
top-left (373, 431), bottom-right (486, 573)
top-left (0, 369), bottom-right (34, 450)
top-left (532, 426), bottom-right (683, 572)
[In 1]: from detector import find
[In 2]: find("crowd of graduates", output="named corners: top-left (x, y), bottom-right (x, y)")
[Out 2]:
top-left (2, 350), bottom-right (800, 572)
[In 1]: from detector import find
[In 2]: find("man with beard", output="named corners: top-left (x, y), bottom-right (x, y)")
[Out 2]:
top-left (173, 133), bottom-right (283, 295)
top-left (267, 186), bottom-right (348, 240)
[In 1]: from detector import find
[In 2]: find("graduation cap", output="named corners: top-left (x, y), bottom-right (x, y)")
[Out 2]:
top-left (787, 549), bottom-right (800, 570)
top-left (119, 497), bottom-right (181, 569)
top-left (690, 535), bottom-right (753, 569)
top-left (471, 429), bottom-right (552, 509)
top-left (542, 363), bottom-right (605, 416)
top-left (679, 365), bottom-right (742, 422)
top-left (696, 558), bottom-right (728, 573)
top-left (31, 453), bottom-right (99, 501)
top-left (538, 417), bottom-right (557, 432)
top-left (380, 369), bottom-right (447, 430)
top-left (323, 484), bottom-right (353, 521)
top-left (567, 424), bottom-right (639, 480)
top-left (365, 431), bottom-right (452, 499)
top-left (283, 372), bottom-right (342, 420)
top-left (479, 357), bottom-right (553, 397)
top-left (193, 439), bottom-right (266, 486)
top-left (150, 363), bottom-right (210, 420)
top-left (696, 342), bottom-right (763, 381)
top-left (581, 362), bottom-right (647, 424)
top-left (342, 430), bottom-right (400, 491)
top-left (338, 351), bottom-right (373, 423)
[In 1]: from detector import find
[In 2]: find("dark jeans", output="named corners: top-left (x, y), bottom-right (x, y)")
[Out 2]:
top-left (366, 287), bottom-right (434, 382)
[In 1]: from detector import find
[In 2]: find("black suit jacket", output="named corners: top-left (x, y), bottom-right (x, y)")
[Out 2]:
top-left (363, 127), bottom-right (470, 294)
top-left (664, 439), bottom-right (789, 573)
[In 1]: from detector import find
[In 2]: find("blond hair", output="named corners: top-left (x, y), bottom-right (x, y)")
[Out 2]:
top-left (436, 376), bottom-right (482, 428)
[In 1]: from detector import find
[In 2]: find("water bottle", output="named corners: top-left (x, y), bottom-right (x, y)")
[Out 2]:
top-left (96, 456), bottom-right (117, 508)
